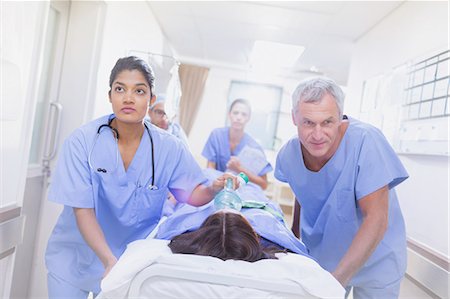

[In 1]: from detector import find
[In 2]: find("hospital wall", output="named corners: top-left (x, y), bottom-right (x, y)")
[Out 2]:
top-left (26, 2), bottom-right (175, 297)
top-left (345, 1), bottom-right (449, 296)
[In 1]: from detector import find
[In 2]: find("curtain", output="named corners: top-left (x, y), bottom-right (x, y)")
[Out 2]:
top-left (178, 64), bottom-right (209, 136)
top-left (164, 64), bottom-right (181, 121)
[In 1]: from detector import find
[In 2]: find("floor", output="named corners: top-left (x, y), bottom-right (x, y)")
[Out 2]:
top-left (348, 275), bottom-right (438, 299)
top-left (398, 275), bottom-right (438, 299)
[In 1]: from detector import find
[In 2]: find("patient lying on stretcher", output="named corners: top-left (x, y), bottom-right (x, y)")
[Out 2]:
top-left (169, 209), bottom-right (283, 262)
top-left (156, 168), bottom-right (310, 257)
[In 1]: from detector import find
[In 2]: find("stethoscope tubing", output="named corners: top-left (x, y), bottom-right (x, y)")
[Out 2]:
top-left (88, 117), bottom-right (156, 188)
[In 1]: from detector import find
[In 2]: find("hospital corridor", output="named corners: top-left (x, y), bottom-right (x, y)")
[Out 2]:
top-left (1, 1), bottom-right (449, 298)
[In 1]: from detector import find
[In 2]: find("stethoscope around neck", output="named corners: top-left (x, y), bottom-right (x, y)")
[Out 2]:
top-left (88, 116), bottom-right (158, 190)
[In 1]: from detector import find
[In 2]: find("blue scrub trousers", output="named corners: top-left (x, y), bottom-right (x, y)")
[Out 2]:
top-left (47, 272), bottom-right (97, 299)
top-left (345, 277), bottom-right (402, 299)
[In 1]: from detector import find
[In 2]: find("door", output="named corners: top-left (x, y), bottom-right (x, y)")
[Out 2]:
top-left (9, 2), bottom-right (69, 298)
top-left (10, 0), bottom-right (106, 297)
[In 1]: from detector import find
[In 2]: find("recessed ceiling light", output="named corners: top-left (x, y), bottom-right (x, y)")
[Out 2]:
top-left (250, 40), bottom-right (305, 68)
top-left (310, 66), bottom-right (319, 73)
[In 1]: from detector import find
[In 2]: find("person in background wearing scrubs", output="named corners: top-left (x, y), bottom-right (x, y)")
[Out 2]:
top-left (202, 98), bottom-right (272, 190)
top-left (45, 56), bottom-right (237, 298)
top-left (275, 77), bottom-right (408, 299)
top-left (147, 94), bottom-right (189, 148)
top-left (147, 94), bottom-right (189, 215)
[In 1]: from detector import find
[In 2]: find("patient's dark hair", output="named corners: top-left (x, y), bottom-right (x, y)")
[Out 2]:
top-left (169, 211), bottom-right (280, 262)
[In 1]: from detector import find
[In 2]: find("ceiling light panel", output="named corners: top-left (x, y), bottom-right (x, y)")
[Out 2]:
top-left (250, 40), bottom-right (305, 68)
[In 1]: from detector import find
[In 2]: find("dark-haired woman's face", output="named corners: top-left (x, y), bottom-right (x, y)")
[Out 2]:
top-left (109, 70), bottom-right (151, 124)
top-left (229, 103), bottom-right (250, 130)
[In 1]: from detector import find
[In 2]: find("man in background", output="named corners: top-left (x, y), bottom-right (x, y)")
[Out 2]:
top-left (148, 94), bottom-right (189, 216)
top-left (148, 94), bottom-right (189, 148)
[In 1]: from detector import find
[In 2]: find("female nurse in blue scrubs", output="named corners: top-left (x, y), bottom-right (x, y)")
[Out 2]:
top-left (45, 56), bottom-right (236, 298)
top-left (202, 99), bottom-right (272, 190)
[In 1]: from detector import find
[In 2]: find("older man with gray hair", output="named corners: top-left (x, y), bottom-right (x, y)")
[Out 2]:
top-left (275, 77), bottom-right (408, 298)
top-left (147, 94), bottom-right (189, 148)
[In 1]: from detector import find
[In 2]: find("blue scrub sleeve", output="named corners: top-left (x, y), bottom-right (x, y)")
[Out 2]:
top-left (48, 130), bottom-right (94, 208)
top-left (355, 128), bottom-right (409, 200)
top-left (169, 142), bottom-right (208, 203)
top-left (201, 130), bottom-right (218, 162)
top-left (274, 145), bottom-right (289, 183)
top-left (258, 163), bottom-right (273, 176)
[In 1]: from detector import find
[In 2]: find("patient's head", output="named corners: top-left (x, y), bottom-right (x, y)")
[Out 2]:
top-left (169, 210), bottom-right (279, 262)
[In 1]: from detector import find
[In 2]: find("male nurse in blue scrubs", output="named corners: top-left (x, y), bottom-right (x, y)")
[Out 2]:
top-left (275, 77), bottom-right (408, 298)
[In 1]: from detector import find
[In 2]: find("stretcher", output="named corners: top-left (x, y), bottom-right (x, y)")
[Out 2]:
top-left (97, 238), bottom-right (344, 299)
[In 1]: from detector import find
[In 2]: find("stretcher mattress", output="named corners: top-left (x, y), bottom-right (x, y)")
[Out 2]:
top-left (98, 239), bottom-right (344, 298)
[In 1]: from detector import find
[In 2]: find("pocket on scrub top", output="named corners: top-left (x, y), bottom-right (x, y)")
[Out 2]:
top-left (336, 189), bottom-right (357, 222)
top-left (94, 171), bottom-right (128, 196)
top-left (137, 187), bottom-right (168, 223)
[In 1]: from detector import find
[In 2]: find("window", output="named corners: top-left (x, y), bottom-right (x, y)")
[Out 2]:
top-left (227, 81), bottom-right (283, 150)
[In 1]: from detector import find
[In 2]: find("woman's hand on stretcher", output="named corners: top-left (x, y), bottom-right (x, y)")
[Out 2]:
top-left (103, 256), bottom-right (118, 278)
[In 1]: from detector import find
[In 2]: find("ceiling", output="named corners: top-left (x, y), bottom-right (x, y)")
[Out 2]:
top-left (148, 1), bottom-right (404, 84)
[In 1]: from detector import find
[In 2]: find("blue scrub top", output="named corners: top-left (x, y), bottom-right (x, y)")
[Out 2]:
top-left (202, 127), bottom-right (272, 176)
top-left (157, 169), bottom-right (309, 257)
top-left (45, 114), bottom-right (207, 292)
top-left (168, 122), bottom-right (189, 149)
top-left (275, 117), bottom-right (408, 288)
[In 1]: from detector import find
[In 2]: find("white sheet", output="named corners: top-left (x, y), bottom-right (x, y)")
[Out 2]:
top-left (98, 239), bottom-right (344, 299)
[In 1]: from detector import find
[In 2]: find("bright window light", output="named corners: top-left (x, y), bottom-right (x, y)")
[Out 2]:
top-left (250, 40), bottom-right (305, 68)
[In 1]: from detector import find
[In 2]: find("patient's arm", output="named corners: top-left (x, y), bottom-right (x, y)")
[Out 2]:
top-left (242, 170), bottom-right (268, 190)
top-left (332, 185), bottom-right (388, 287)
top-left (74, 207), bottom-right (117, 277)
top-left (291, 199), bottom-right (301, 238)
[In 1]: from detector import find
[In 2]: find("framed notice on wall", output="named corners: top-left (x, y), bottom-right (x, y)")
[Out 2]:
top-left (359, 49), bottom-right (449, 156)
top-left (398, 50), bottom-right (449, 156)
